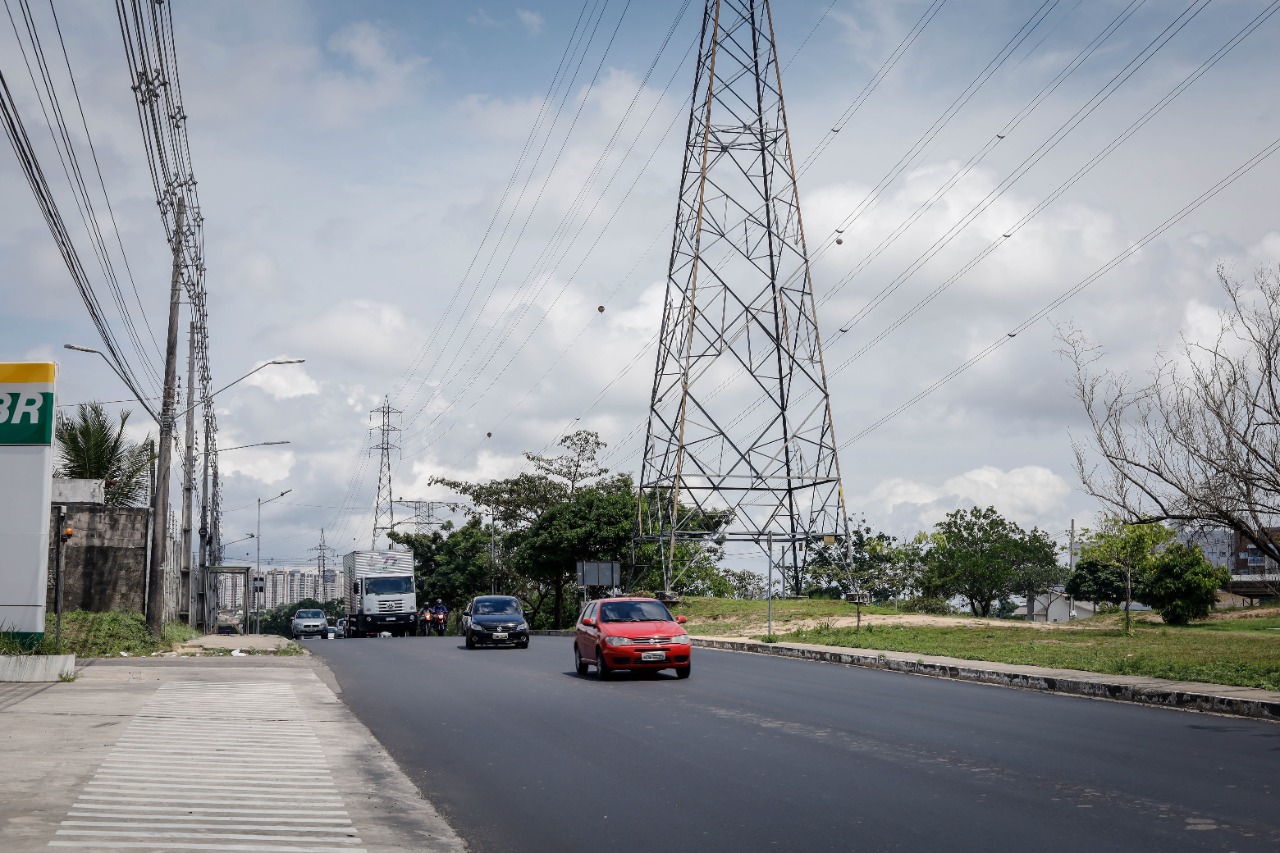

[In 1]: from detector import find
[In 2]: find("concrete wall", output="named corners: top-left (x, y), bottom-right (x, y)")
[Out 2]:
top-left (47, 504), bottom-right (149, 613)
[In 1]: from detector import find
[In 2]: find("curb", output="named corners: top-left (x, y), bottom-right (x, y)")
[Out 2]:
top-left (692, 638), bottom-right (1280, 722)
top-left (0, 653), bottom-right (76, 682)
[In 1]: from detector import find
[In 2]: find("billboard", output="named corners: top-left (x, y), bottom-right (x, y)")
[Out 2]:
top-left (0, 363), bottom-right (56, 638)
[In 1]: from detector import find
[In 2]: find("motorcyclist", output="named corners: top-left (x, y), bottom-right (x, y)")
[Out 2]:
top-left (429, 599), bottom-right (449, 636)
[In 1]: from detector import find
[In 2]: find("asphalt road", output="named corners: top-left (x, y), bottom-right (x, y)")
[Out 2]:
top-left (311, 635), bottom-right (1279, 853)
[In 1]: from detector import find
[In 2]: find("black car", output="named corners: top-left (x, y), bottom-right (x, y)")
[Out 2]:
top-left (462, 595), bottom-right (530, 649)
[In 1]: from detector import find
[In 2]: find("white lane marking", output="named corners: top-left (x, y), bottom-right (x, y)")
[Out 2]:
top-left (51, 840), bottom-right (360, 845)
top-left (67, 814), bottom-right (353, 824)
top-left (50, 682), bottom-right (366, 853)
top-left (80, 796), bottom-right (346, 807)
top-left (69, 803), bottom-right (349, 815)
top-left (56, 830), bottom-right (361, 843)
top-left (63, 823), bottom-right (355, 833)
top-left (85, 787), bottom-right (340, 801)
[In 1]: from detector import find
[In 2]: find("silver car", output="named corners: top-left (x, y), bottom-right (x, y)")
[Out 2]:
top-left (291, 608), bottom-right (328, 640)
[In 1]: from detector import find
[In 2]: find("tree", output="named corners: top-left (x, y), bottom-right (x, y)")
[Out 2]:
top-left (524, 429), bottom-right (608, 495)
top-left (1064, 558), bottom-right (1127, 611)
top-left (920, 506), bottom-right (1044, 617)
top-left (1060, 264), bottom-right (1280, 596)
top-left (805, 519), bottom-right (898, 599)
top-left (1138, 542), bottom-right (1230, 625)
top-left (1012, 527), bottom-right (1067, 622)
top-left (508, 474), bottom-right (636, 628)
top-left (1077, 518), bottom-right (1175, 633)
top-left (55, 403), bottom-right (154, 507)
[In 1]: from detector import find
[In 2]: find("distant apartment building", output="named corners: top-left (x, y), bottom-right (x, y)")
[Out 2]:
top-left (1180, 525), bottom-right (1279, 600)
top-left (216, 565), bottom-right (336, 611)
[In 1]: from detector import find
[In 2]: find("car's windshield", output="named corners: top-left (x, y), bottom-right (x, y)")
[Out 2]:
top-left (599, 600), bottom-right (673, 622)
top-left (473, 598), bottom-right (522, 615)
top-left (294, 610), bottom-right (324, 619)
top-left (364, 576), bottom-right (413, 595)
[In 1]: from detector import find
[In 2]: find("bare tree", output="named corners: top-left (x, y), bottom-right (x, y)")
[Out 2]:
top-left (1060, 264), bottom-right (1280, 595)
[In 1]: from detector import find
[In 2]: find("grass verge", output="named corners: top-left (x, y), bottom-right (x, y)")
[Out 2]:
top-left (775, 621), bottom-right (1280, 692)
top-left (3, 612), bottom-right (241, 658)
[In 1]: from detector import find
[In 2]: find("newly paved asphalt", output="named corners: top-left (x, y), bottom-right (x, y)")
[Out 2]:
top-left (311, 635), bottom-right (1279, 853)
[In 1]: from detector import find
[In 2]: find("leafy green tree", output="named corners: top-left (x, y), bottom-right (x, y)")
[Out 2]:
top-left (508, 475), bottom-right (636, 628)
top-left (1078, 518), bottom-right (1175, 633)
top-left (1138, 542), bottom-right (1230, 625)
top-left (55, 403), bottom-right (154, 507)
top-left (389, 517), bottom-right (493, 615)
top-left (1064, 558), bottom-right (1127, 611)
top-left (523, 429), bottom-right (608, 495)
top-left (1012, 527), bottom-right (1066, 621)
top-left (718, 567), bottom-right (770, 599)
top-left (921, 506), bottom-right (1043, 617)
top-left (805, 519), bottom-right (898, 599)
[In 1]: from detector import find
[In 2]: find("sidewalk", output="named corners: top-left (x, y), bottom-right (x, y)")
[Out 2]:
top-left (692, 635), bottom-right (1280, 722)
top-left (0, 655), bottom-right (464, 853)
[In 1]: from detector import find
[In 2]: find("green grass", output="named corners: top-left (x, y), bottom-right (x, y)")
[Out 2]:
top-left (776, 621), bottom-right (1280, 692)
top-left (1, 612), bottom-right (199, 658)
top-left (671, 596), bottom-right (893, 636)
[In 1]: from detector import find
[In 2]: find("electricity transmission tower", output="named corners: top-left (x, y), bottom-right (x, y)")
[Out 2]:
top-left (393, 499), bottom-right (464, 534)
top-left (637, 0), bottom-right (850, 595)
top-left (371, 397), bottom-right (401, 549)
top-left (309, 529), bottom-right (338, 601)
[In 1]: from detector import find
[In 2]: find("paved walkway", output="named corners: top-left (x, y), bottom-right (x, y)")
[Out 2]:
top-left (0, 657), bottom-right (464, 853)
top-left (693, 635), bottom-right (1280, 721)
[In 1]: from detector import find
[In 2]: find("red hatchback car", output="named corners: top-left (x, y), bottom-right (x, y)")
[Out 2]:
top-left (574, 597), bottom-right (692, 679)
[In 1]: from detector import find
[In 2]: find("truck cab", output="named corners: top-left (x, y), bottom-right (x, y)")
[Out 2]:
top-left (347, 572), bottom-right (416, 637)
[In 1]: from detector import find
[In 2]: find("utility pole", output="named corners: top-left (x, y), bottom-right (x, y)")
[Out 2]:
top-left (181, 320), bottom-right (197, 625)
top-left (147, 196), bottom-right (185, 637)
top-left (371, 397), bottom-right (401, 549)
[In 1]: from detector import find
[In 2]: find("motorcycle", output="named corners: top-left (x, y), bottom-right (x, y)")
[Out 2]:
top-left (430, 610), bottom-right (448, 637)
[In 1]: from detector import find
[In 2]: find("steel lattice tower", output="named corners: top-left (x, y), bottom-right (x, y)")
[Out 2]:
top-left (637, 0), bottom-right (850, 594)
top-left (371, 397), bottom-right (401, 549)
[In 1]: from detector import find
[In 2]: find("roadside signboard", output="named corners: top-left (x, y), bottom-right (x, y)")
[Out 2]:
top-left (577, 560), bottom-right (621, 587)
top-left (0, 363), bottom-right (56, 639)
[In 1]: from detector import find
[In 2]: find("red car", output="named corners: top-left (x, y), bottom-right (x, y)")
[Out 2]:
top-left (574, 597), bottom-right (692, 679)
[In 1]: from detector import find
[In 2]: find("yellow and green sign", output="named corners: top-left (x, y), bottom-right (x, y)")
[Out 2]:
top-left (0, 363), bottom-right (55, 446)
top-left (0, 362), bottom-right (56, 639)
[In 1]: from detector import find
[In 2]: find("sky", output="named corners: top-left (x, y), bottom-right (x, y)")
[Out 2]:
top-left (3, 0), bottom-right (1279, 572)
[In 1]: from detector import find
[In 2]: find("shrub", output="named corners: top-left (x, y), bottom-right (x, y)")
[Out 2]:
top-left (899, 596), bottom-right (956, 615)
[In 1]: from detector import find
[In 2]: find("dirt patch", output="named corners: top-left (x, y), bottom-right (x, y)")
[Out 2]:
top-left (1202, 605), bottom-right (1280, 622)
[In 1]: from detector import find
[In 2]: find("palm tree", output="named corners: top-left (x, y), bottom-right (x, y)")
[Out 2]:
top-left (55, 403), bottom-right (155, 508)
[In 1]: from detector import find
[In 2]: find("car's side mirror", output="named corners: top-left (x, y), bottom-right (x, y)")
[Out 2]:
top-left (581, 617), bottom-right (595, 627)
top-left (676, 615), bottom-right (687, 624)
top-left (351, 583), bottom-right (359, 595)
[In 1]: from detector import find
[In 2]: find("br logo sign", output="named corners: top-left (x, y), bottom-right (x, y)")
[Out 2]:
top-left (0, 365), bottom-right (55, 446)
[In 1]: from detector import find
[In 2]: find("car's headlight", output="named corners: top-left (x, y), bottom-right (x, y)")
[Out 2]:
top-left (516, 622), bottom-right (529, 631)
top-left (604, 635), bottom-right (633, 647)
top-left (668, 634), bottom-right (691, 645)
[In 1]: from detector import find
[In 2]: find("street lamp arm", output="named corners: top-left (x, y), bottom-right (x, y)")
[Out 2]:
top-left (176, 359), bottom-right (305, 421)
top-left (63, 344), bottom-right (160, 423)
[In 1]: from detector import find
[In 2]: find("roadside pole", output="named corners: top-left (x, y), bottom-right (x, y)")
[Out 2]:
top-left (146, 197), bottom-right (185, 637)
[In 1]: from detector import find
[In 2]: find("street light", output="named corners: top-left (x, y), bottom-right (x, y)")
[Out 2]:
top-left (174, 359), bottom-right (305, 422)
top-left (198, 442), bottom-right (287, 632)
top-left (255, 489), bottom-right (292, 634)
top-left (62, 344), bottom-right (159, 422)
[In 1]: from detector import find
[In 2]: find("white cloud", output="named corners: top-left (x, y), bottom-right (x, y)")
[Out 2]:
top-left (242, 361), bottom-right (320, 400)
top-left (516, 10), bottom-right (545, 36)
top-left (856, 465), bottom-right (1072, 536)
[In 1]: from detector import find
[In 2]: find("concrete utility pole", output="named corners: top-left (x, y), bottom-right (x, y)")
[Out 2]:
top-left (181, 320), bottom-right (197, 625)
top-left (147, 196), bottom-right (185, 637)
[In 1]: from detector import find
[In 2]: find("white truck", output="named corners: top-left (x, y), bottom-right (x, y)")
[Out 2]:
top-left (343, 550), bottom-right (417, 638)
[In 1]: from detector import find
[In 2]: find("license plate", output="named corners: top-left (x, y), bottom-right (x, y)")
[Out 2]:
top-left (641, 651), bottom-right (666, 661)
top-left (492, 632), bottom-right (508, 639)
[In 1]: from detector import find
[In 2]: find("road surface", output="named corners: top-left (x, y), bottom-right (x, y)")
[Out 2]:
top-left (311, 635), bottom-right (1278, 852)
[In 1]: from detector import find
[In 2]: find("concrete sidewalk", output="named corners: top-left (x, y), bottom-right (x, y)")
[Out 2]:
top-left (0, 656), bottom-right (464, 853)
top-left (693, 636), bottom-right (1280, 722)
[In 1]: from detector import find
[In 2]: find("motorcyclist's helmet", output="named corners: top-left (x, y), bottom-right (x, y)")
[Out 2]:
top-left (436, 599), bottom-right (442, 604)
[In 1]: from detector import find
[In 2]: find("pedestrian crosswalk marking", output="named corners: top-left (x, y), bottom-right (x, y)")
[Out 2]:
top-left (48, 682), bottom-right (365, 853)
